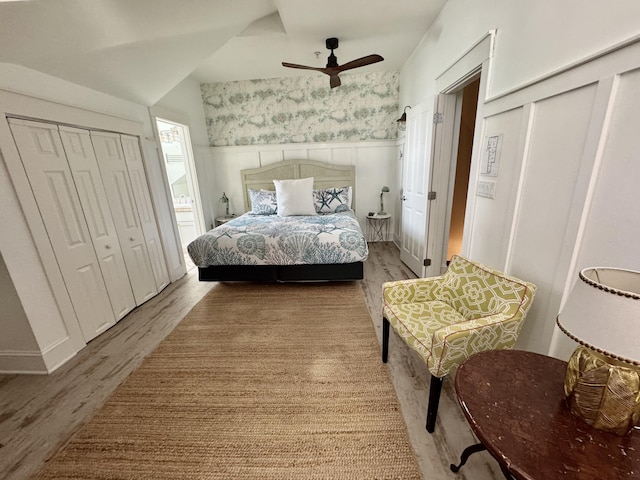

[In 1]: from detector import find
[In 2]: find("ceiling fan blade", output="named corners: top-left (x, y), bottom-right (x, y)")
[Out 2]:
top-left (329, 75), bottom-right (341, 89)
top-left (281, 62), bottom-right (325, 72)
top-left (334, 54), bottom-right (384, 72)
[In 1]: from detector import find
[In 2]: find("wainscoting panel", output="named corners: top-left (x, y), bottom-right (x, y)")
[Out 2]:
top-left (199, 140), bottom-right (399, 236)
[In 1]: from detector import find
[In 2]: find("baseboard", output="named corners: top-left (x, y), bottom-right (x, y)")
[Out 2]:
top-left (0, 349), bottom-right (48, 374)
top-left (0, 335), bottom-right (79, 374)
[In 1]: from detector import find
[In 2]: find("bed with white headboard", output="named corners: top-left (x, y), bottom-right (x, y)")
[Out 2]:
top-left (187, 159), bottom-right (367, 282)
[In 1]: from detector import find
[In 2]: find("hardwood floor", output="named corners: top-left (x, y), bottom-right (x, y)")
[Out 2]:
top-left (0, 243), bottom-right (501, 480)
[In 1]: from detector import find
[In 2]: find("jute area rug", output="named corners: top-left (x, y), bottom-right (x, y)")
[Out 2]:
top-left (35, 282), bottom-right (421, 480)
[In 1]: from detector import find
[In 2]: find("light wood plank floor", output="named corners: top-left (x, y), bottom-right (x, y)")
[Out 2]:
top-left (0, 242), bottom-right (501, 480)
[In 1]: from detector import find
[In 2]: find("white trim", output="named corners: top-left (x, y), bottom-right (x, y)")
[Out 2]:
top-left (504, 103), bottom-right (535, 273)
top-left (436, 30), bottom-right (495, 94)
top-left (487, 32), bottom-right (640, 104)
top-left (207, 139), bottom-right (398, 156)
top-left (484, 34), bottom-right (640, 116)
top-left (461, 59), bottom-right (491, 258)
top-left (0, 334), bottom-right (77, 373)
top-left (560, 75), bottom-right (619, 309)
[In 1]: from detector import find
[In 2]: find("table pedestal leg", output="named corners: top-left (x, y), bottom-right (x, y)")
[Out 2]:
top-left (450, 442), bottom-right (487, 473)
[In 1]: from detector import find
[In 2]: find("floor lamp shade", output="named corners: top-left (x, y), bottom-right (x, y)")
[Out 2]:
top-left (557, 267), bottom-right (640, 435)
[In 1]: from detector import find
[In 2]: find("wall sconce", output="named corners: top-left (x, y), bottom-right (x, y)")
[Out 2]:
top-left (397, 105), bottom-right (411, 131)
top-left (378, 186), bottom-right (390, 215)
top-left (219, 192), bottom-right (231, 218)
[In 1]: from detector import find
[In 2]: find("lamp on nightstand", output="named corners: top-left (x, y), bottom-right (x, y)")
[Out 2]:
top-left (219, 192), bottom-right (232, 218)
top-left (378, 186), bottom-right (390, 215)
top-left (556, 267), bottom-right (640, 436)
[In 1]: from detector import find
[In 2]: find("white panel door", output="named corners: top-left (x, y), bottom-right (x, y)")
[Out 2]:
top-left (59, 126), bottom-right (136, 320)
top-left (91, 131), bottom-right (157, 305)
top-left (400, 97), bottom-right (439, 276)
top-left (9, 119), bottom-right (115, 342)
top-left (120, 134), bottom-right (169, 291)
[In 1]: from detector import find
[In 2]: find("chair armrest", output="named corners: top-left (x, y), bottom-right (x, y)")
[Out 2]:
top-left (382, 276), bottom-right (445, 305)
top-left (428, 313), bottom-right (524, 377)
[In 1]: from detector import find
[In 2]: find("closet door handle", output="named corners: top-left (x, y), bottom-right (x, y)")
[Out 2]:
top-left (105, 244), bottom-right (111, 249)
top-left (129, 237), bottom-right (135, 241)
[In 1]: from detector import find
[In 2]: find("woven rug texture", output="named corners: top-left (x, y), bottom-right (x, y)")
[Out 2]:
top-left (35, 282), bottom-right (421, 479)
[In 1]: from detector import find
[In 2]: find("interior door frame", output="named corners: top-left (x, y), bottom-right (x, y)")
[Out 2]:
top-left (149, 105), bottom-right (205, 280)
top-left (154, 118), bottom-right (206, 235)
top-left (428, 31), bottom-right (495, 269)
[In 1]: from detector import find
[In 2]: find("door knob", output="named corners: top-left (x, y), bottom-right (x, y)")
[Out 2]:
top-left (129, 237), bottom-right (135, 241)
top-left (105, 244), bottom-right (111, 249)
top-left (401, 196), bottom-right (407, 201)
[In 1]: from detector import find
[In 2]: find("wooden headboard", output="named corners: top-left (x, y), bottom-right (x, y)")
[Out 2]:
top-left (240, 159), bottom-right (356, 211)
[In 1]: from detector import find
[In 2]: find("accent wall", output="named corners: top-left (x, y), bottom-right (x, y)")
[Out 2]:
top-left (200, 71), bottom-right (399, 147)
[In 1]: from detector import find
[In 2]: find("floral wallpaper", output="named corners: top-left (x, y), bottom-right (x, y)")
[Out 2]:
top-left (201, 71), bottom-right (399, 147)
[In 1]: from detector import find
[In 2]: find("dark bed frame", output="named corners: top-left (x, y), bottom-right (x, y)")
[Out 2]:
top-left (197, 159), bottom-right (364, 282)
top-left (198, 262), bottom-right (364, 282)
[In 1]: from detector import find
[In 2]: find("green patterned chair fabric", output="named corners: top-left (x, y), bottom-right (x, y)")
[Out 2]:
top-left (382, 254), bottom-right (536, 432)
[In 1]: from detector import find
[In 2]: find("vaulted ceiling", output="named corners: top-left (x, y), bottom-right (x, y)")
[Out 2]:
top-left (0, 0), bottom-right (447, 105)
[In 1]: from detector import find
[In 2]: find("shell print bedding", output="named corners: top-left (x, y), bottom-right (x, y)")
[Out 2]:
top-left (187, 210), bottom-right (368, 267)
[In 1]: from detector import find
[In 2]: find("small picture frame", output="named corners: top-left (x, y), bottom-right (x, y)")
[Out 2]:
top-left (480, 134), bottom-right (502, 177)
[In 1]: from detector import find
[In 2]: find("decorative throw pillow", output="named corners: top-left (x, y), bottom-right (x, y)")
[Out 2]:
top-left (313, 187), bottom-right (352, 214)
top-left (273, 177), bottom-right (317, 216)
top-left (248, 189), bottom-right (277, 215)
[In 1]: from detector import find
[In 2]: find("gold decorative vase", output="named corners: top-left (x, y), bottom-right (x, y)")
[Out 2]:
top-left (564, 346), bottom-right (640, 436)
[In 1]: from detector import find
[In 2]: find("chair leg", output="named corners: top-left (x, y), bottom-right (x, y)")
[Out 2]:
top-left (426, 375), bottom-right (444, 433)
top-left (382, 317), bottom-right (390, 363)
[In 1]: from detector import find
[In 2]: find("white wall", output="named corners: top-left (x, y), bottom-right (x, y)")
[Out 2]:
top-left (399, 1), bottom-right (640, 357)
top-left (153, 76), bottom-right (209, 147)
top-left (401, 0), bottom-right (640, 105)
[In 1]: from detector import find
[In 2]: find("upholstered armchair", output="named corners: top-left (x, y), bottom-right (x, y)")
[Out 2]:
top-left (382, 255), bottom-right (536, 432)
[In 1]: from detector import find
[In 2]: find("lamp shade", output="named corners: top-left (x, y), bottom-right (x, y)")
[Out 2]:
top-left (557, 267), bottom-right (640, 366)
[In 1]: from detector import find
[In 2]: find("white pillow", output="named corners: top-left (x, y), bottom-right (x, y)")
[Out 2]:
top-left (273, 177), bottom-right (317, 217)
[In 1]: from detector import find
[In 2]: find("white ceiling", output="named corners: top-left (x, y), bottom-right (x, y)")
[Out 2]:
top-left (0, 0), bottom-right (447, 105)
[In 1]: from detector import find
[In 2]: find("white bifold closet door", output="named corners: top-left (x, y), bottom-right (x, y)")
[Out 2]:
top-left (58, 126), bottom-right (136, 320)
top-left (8, 119), bottom-right (120, 341)
top-left (9, 118), bottom-right (170, 344)
top-left (90, 131), bottom-right (159, 305)
top-left (120, 134), bottom-right (169, 292)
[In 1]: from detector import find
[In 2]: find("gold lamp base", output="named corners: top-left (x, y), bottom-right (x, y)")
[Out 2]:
top-left (564, 346), bottom-right (640, 436)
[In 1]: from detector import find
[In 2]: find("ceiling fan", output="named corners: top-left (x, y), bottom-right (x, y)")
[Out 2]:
top-left (282, 37), bottom-right (384, 89)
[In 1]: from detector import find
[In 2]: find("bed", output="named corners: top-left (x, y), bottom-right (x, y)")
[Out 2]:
top-left (187, 159), bottom-right (368, 282)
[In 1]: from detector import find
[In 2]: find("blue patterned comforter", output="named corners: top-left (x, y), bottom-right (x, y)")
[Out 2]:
top-left (187, 210), bottom-right (368, 267)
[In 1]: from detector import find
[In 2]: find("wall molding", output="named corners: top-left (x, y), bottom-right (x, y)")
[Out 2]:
top-left (484, 34), bottom-right (640, 116)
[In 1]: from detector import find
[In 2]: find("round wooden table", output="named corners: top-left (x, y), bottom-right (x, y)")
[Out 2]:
top-left (453, 349), bottom-right (640, 479)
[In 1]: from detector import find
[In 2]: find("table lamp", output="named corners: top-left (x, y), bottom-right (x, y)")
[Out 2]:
top-left (556, 267), bottom-right (640, 436)
top-left (378, 186), bottom-right (390, 215)
top-left (219, 192), bottom-right (232, 218)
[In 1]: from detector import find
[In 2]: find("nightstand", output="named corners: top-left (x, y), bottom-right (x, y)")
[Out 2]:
top-left (214, 215), bottom-right (236, 227)
top-left (366, 214), bottom-right (391, 242)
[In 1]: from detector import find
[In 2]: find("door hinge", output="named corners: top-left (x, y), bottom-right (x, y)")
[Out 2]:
top-left (427, 191), bottom-right (436, 200)
top-left (433, 112), bottom-right (443, 124)
top-left (424, 258), bottom-right (432, 267)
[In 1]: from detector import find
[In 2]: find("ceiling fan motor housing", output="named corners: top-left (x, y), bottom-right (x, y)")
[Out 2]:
top-left (325, 37), bottom-right (339, 67)
top-left (325, 37), bottom-right (339, 50)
